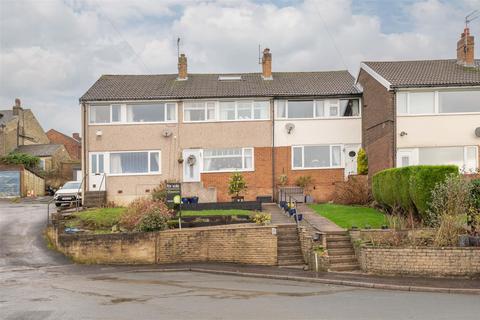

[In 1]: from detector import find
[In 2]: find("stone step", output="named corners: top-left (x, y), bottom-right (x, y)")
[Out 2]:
top-left (326, 240), bottom-right (353, 247)
top-left (326, 231), bottom-right (349, 236)
top-left (278, 257), bottom-right (305, 266)
top-left (329, 255), bottom-right (358, 264)
top-left (329, 263), bottom-right (360, 272)
top-left (278, 246), bottom-right (303, 254)
top-left (326, 235), bottom-right (351, 241)
top-left (327, 242), bottom-right (353, 249)
top-left (328, 248), bottom-right (355, 256)
top-left (278, 234), bottom-right (300, 241)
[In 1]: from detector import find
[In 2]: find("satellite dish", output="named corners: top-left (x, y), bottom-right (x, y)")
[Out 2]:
top-left (187, 154), bottom-right (196, 166)
top-left (162, 129), bottom-right (172, 137)
top-left (475, 127), bottom-right (480, 137)
top-left (285, 123), bottom-right (295, 134)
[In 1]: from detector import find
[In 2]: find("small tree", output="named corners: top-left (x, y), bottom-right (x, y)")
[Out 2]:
top-left (228, 172), bottom-right (247, 200)
top-left (357, 148), bottom-right (368, 175)
top-left (295, 175), bottom-right (313, 194)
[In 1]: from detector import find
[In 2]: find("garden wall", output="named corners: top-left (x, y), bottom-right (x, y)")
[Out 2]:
top-left (48, 224), bottom-right (278, 265)
top-left (359, 246), bottom-right (480, 278)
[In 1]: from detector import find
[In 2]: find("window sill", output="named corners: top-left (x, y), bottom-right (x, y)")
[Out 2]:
top-left (275, 116), bottom-right (361, 121)
top-left (291, 167), bottom-right (343, 171)
top-left (89, 121), bottom-right (178, 126)
top-left (397, 112), bottom-right (480, 117)
top-left (182, 119), bottom-right (270, 124)
top-left (201, 169), bottom-right (254, 174)
top-left (107, 172), bottom-right (162, 177)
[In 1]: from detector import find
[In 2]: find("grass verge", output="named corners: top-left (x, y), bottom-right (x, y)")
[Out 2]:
top-left (65, 207), bottom-right (126, 229)
top-left (309, 203), bottom-right (386, 229)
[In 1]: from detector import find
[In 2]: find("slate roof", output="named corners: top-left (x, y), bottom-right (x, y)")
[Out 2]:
top-left (363, 59), bottom-right (480, 88)
top-left (0, 110), bottom-right (15, 126)
top-left (80, 71), bottom-right (361, 102)
top-left (15, 144), bottom-right (63, 157)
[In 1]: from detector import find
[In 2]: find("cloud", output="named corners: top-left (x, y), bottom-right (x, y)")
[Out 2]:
top-left (0, 0), bottom-right (478, 134)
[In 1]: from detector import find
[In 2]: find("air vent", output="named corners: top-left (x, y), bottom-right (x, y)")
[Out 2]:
top-left (218, 75), bottom-right (242, 81)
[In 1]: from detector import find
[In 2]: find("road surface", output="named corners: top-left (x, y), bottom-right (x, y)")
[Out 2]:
top-left (1, 200), bottom-right (479, 320)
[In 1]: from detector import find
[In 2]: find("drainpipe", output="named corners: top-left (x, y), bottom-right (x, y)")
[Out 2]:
top-left (271, 98), bottom-right (276, 202)
top-left (392, 90), bottom-right (397, 168)
top-left (81, 102), bottom-right (87, 199)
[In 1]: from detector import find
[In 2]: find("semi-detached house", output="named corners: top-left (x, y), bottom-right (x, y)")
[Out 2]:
top-left (80, 49), bottom-right (362, 205)
top-left (357, 27), bottom-right (480, 177)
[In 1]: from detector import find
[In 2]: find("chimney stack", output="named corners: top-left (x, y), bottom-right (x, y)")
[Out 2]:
top-left (457, 28), bottom-right (475, 67)
top-left (262, 48), bottom-right (272, 80)
top-left (177, 53), bottom-right (188, 80)
top-left (13, 98), bottom-right (23, 116)
top-left (72, 133), bottom-right (81, 142)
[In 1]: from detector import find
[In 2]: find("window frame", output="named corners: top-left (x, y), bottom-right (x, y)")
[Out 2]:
top-left (396, 88), bottom-right (480, 116)
top-left (275, 98), bottom-right (361, 120)
top-left (88, 102), bottom-right (177, 125)
top-left (202, 147), bottom-right (255, 173)
top-left (396, 146), bottom-right (478, 173)
top-left (182, 99), bottom-right (270, 123)
top-left (88, 150), bottom-right (161, 176)
top-left (291, 144), bottom-right (343, 170)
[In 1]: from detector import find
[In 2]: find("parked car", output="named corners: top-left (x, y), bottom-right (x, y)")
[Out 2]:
top-left (54, 181), bottom-right (82, 207)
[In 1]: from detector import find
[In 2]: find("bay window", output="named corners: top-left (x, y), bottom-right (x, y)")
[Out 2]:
top-left (203, 147), bottom-right (254, 172)
top-left (276, 99), bottom-right (360, 119)
top-left (292, 145), bottom-right (342, 169)
top-left (109, 151), bottom-right (161, 175)
top-left (89, 103), bottom-right (176, 124)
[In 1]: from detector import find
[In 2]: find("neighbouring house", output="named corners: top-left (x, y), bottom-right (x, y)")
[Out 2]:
top-left (0, 98), bottom-right (50, 156)
top-left (15, 143), bottom-right (72, 187)
top-left (79, 49), bottom-right (361, 205)
top-left (46, 129), bottom-right (81, 160)
top-left (357, 27), bottom-right (480, 177)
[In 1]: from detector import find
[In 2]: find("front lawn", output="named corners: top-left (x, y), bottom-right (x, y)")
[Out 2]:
top-left (180, 209), bottom-right (255, 217)
top-left (309, 203), bottom-right (386, 229)
top-left (65, 207), bottom-right (125, 230)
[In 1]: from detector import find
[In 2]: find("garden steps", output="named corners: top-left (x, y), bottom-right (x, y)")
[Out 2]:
top-left (276, 225), bottom-right (305, 266)
top-left (326, 231), bottom-right (360, 272)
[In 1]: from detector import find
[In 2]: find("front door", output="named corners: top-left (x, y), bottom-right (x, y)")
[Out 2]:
top-left (182, 149), bottom-right (202, 182)
top-left (344, 144), bottom-right (360, 177)
top-left (89, 153), bottom-right (106, 191)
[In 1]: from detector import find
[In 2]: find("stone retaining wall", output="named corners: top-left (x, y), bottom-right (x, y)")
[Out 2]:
top-left (359, 246), bottom-right (480, 278)
top-left (48, 224), bottom-right (278, 265)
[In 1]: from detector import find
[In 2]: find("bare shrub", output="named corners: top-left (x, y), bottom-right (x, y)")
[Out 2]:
top-left (434, 214), bottom-right (465, 247)
top-left (333, 176), bottom-right (370, 205)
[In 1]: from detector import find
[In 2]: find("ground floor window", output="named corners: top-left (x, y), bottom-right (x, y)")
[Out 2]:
top-left (397, 146), bottom-right (477, 173)
top-left (203, 147), bottom-right (253, 172)
top-left (89, 151), bottom-right (161, 176)
top-left (292, 145), bottom-right (342, 169)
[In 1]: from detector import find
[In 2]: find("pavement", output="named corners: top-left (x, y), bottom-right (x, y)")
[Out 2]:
top-left (1, 199), bottom-right (480, 319)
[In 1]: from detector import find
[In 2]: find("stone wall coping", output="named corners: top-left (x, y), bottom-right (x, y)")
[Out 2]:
top-left (361, 245), bottom-right (480, 251)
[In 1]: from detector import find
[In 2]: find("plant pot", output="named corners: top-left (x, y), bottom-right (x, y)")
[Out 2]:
top-left (305, 195), bottom-right (313, 203)
top-left (231, 196), bottom-right (244, 202)
top-left (469, 235), bottom-right (480, 247)
top-left (459, 235), bottom-right (470, 247)
top-left (191, 196), bottom-right (199, 204)
top-left (177, 158), bottom-right (184, 164)
top-left (181, 197), bottom-right (189, 204)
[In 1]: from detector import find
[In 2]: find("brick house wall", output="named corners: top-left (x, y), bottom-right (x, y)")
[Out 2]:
top-left (47, 129), bottom-right (81, 160)
top-left (274, 146), bottom-right (344, 202)
top-left (201, 147), bottom-right (273, 202)
top-left (357, 69), bottom-right (395, 177)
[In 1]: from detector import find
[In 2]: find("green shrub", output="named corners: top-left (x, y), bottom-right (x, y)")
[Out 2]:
top-left (1, 152), bottom-right (40, 169)
top-left (471, 179), bottom-right (480, 209)
top-left (357, 148), bottom-right (368, 175)
top-left (228, 172), bottom-right (247, 198)
top-left (135, 207), bottom-right (171, 232)
top-left (372, 165), bottom-right (458, 223)
top-left (120, 198), bottom-right (174, 231)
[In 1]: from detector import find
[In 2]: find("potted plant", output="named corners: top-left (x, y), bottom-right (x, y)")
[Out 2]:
top-left (228, 172), bottom-right (247, 202)
top-left (295, 175), bottom-right (314, 203)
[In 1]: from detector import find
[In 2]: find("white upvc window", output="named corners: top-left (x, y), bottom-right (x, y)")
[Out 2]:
top-left (202, 147), bottom-right (254, 172)
top-left (397, 89), bottom-right (480, 115)
top-left (397, 146), bottom-right (478, 173)
top-left (89, 103), bottom-right (177, 124)
top-left (275, 99), bottom-right (360, 119)
top-left (292, 145), bottom-right (343, 170)
top-left (109, 150), bottom-right (161, 175)
top-left (183, 100), bottom-right (270, 122)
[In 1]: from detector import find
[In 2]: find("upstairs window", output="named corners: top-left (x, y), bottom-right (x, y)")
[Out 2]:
top-left (183, 100), bottom-right (269, 122)
top-left (397, 90), bottom-right (480, 115)
top-left (439, 91), bottom-right (480, 113)
top-left (276, 99), bottom-right (359, 119)
top-left (89, 103), bottom-right (176, 124)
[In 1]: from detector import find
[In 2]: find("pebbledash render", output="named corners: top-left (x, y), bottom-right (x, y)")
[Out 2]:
top-left (79, 49), bottom-right (362, 205)
top-left (357, 27), bottom-right (480, 177)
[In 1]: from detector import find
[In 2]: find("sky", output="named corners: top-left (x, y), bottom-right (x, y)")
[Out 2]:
top-left (1, 0), bottom-right (479, 135)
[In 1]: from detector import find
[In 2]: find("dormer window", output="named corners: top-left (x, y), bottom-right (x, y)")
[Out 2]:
top-left (218, 75), bottom-right (242, 81)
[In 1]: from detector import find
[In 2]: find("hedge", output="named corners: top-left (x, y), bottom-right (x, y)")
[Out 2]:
top-left (372, 165), bottom-right (459, 222)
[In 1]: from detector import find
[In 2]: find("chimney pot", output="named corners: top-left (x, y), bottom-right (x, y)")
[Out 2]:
top-left (72, 133), bottom-right (81, 141)
top-left (177, 53), bottom-right (188, 80)
top-left (457, 27), bottom-right (475, 67)
top-left (262, 48), bottom-right (272, 80)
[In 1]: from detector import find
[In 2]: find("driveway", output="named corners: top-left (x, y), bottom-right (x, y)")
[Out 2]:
top-left (1, 200), bottom-right (479, 320)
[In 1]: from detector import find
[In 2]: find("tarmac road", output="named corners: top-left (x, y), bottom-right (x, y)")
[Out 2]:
top-left (1, 200), bottom-right (479, 320)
